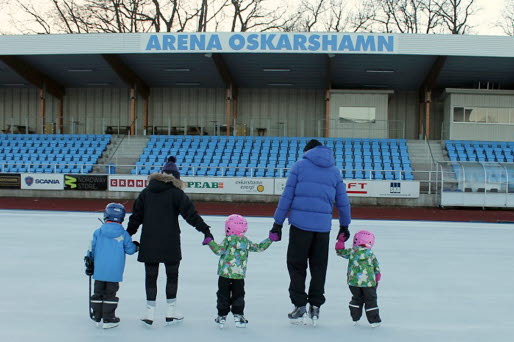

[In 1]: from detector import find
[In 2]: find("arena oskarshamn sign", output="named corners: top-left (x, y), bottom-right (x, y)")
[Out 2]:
top-left (144, 33), bottom-right (395, 54)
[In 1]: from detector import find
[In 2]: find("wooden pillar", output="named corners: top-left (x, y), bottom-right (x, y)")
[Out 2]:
top-left (57, 97), bottom-right (64, 134)
top-left (225, 87), bottom-right (232, 137)
top-left (143, 96), bottom-right (149, 134)
top-left (39, 87), bottom-right (46, 134)
top-left (130, 88), bottom-right (136, 135)
top-left (418, 101), bottom-right (424, 139)
top-left (425, 89), bottom-right (432, 139)
top-left (325, 89), bottom-right (330, 137)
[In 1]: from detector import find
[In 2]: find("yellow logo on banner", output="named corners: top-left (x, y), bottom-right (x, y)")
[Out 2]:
top-left (65, 175), bottom-right (77, 189)
top-left (257, 185), bottom-right (265, 192)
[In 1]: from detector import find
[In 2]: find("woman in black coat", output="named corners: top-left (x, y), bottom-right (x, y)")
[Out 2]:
top-left (127, 156), bottom-right (213, 326)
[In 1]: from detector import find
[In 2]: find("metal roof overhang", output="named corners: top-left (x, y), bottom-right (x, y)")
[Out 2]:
top-left (0, 53), bottom-right (513, 91)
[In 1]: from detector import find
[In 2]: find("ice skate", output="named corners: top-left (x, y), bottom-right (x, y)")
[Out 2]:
top-left (288, 306), bottom-right (307, 325)
top-left (165, 300), bottom-right (184, 325)
top-left (215, 315), bottom-right (227, 329)
top-left (352, 321), bottom-right (358, 326)
top-left (371, 322), bottom-right (381, 328)
top-left (102, 317), bottom-right (120, 329)
top-left (308, 305), bottom-right (320, 326)
top-left (234, 314), bottom-right (248, 328)
top-left (141, 303), bottom-right (155, 327)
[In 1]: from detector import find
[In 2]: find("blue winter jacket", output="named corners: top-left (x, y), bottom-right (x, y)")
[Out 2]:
top-left (274, 146), bottom-right (351, 232)
top-left (91, 222), bottom-right (137, 282)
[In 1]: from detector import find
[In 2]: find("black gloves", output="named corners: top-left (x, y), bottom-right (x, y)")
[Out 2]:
top-left (84, 252), bottom-right (94, 276)
top-left (133, 241), bottom-right (140, 252)
top-left (204, 230), bottom-right (214, 241)
top-left (337, 226), bottom-right (350, 242)
top-left (269, 223), bottom-right (283, 242)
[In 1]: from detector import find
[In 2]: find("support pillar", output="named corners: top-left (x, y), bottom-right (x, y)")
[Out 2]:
top-left (225, 87), bottom-right (232, 137)
top-left (57, 97), bottom-right (64, 134)
top-left (418, 101), bottom-right (425, 139)
top-left (143, 96), bottom-right (149, 135)
top-left (130, 88), bottom-right (136, 136)
top-left (424, 89), bottom-right (432, 139)
top-left (325, 89), bottom-right (330, 137)
top-left (39, 87), bottom-right (46, 134)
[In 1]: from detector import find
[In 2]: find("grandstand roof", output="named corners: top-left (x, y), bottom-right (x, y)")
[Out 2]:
top-left (1, 32), bottom-right (514, 90)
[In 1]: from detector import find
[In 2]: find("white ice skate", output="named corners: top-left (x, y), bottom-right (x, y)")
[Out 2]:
top-left (215, 315), bottom-right (227, 329)
top-left (234, 314), bottom-right (248, 328)
top-left (352, 321), bottom-right (358, 326)
top-left (141, 302), bottom-right (155, 327)
top-left (371, 322), bottom-right (381, 328)
top-left (165, 299), bottom-right (184, 325)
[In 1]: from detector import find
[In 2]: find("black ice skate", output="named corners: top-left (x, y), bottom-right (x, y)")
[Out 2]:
top-left (215, 315), bottom-right (227, 329)
top-left (102, 317), bottom-right (120, 329)
top-left (234, 314), bottom-right (248, 328)
top-left (288, 306), bottom-right (307, 324)
top-left (308, 305), bottom-right (320, 326)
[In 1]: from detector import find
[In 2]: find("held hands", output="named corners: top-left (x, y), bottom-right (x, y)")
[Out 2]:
top-left (133, 241), bottom-right (140, 252)
top-left (335, 239), bottom-right (345, 250)
top-left (202, 232), bottom-right (214, 245)
top-left (269, 223), bottom-right (283, 242)
top-left (337, 226), bottom-right (350, 242)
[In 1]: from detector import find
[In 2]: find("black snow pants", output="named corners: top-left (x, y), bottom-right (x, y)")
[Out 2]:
top-left (287, 225), bottom-right (330, 307)
top-left (349, 285), bottom-right (381, 324)
top-left (91, 280), bottom-right (120, 323)
top-left (216, 276), bottom-right (245, 316)
top-left (144, 262), bottom-right (180, 301)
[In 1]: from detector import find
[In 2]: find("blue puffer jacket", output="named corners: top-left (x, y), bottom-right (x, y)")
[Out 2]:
top-left (91, 222), bottom-right (137, 282)
top-left (274, 146), bottom-right (351, 232)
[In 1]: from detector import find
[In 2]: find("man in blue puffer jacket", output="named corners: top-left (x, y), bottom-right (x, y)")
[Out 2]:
top-left (88, 203), bottom-right (139, 329)
top-left (269, 139), bottom-right (351, 323)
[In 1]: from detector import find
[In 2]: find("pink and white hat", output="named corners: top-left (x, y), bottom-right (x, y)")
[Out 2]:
top-left (225, 214), bottom-right (248, 237)
top-left (353, 230), bottom-right (375, 248)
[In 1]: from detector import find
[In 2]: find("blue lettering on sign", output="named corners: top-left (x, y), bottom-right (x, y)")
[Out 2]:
top-left (247, 34), bottom-right (259, 50)
top-left (206, 35), bottom-right (222, 50)
top-left (355, 35), bottom-right (375, 51)
top-left (229, 34), bottom-right (245, 50)
top-left (144, 33), bottom-right (395, 53)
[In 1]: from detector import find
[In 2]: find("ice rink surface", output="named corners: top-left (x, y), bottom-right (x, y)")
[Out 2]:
top-left (1, 209), bottom-right (513, 342)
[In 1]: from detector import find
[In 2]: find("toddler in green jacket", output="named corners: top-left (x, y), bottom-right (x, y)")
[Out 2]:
top-left (336, 229), bottom-right (382, 327)
top-left (203, 214), bottom-right (272, 328)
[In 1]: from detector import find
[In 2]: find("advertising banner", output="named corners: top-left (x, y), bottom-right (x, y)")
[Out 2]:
top-left (64, 175), bottom-right (108, 191)
top-left (0, 173), bottom-right (21, 189)
top-left (109, 175), bottom-right (149, 192)
top-left (182, 177), bottom-right (274, 195)
top-left (274, 179), bottom-right (420, 198)
top-left (21, 173), bottom-right (64, 190)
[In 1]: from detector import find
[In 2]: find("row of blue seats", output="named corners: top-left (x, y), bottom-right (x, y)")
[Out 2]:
top-left (1, 165), bottom-right (93, 174)
top-left (0, 134), bottom-right (111, 141)
top-left (447, 140), bottom-right (514, 149)
top-left (148, 135), bottom-right (408, 143)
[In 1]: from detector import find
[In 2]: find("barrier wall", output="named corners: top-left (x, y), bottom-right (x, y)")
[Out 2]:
top-left (8, 173), bottom-right (420, 199)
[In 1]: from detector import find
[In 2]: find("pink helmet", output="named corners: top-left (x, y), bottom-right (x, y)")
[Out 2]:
top-left (225, 214), bottom-right (248, 237)
top-left (353, 230), bottom-right (375, 248)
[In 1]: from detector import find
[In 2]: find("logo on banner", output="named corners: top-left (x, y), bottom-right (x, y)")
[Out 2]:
top-left (186, 181), bottom-right (224, 189)
top-left (390, 182), bottom-right (401, 194)
top-left (257, 185), bottom-right (265, 192)
top-left (347, 182), bottom-right (368, 194)
top-left (65, 176), bottom-right (77, 189)
top-left (110, 178), bottom-right (148, 188)
top-left (25, 176), bottom-right (34, 186)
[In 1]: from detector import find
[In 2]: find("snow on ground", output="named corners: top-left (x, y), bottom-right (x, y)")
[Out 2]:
top-left (0, 209), bottom-right (513, 342)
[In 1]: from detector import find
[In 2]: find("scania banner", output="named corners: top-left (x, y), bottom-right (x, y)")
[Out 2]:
top-left (21, 173), bottom-right (64, 190)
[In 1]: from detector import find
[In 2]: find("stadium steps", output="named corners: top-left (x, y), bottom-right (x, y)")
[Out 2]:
top-left (93, 136), bottom-right (124, 173)
top-left (103, 136), bottom-right (149, 174)
top-left (406, 140), bottom-right (437, 180)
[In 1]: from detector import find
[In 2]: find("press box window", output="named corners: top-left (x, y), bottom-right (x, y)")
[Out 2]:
top-left (339, 107), bottom-right (376, 123)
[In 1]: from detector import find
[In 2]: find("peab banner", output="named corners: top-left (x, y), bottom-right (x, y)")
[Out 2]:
top-left (64, 175), bottom-right (108, 191)
top-left (274, 179), bottom-right (420, 198)
top-left (21, 173), bottom-right (63, 190)
top-left (0, 173), bottom-right (21, 189)
top-left (182, 177), bottom-right (275, 195)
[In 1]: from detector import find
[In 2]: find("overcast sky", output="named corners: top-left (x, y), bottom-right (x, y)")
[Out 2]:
top-left (0, 0), bottom-right (508, 35)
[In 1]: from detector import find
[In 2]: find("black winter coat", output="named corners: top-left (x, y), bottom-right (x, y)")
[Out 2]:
top-left (127, 173), bottom-right (211, 263)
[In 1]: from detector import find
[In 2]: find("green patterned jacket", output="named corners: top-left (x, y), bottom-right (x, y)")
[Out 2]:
top-left (336, 246), bottom-right (381, 287)
top-left (208, 235), bottom-right (272, 279)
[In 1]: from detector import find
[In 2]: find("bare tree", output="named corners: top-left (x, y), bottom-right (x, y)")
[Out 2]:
top-left (228, 0), bottom-right (286, 32)
top-left (498, 0), bottom-right (514, 35)
top-left (433, 0), bottom-right (477, 34)
top-left (365, 0), bottom-right (443, 33)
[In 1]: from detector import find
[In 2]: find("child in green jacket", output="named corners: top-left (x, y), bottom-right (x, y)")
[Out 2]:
top-left (203, 214), bottom-right (272, 328)
top-left (335, 229), bottom-right (382, 327)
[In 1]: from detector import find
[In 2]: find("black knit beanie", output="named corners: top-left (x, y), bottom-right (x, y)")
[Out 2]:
top-left (303, 139), bottom-right (323, 152)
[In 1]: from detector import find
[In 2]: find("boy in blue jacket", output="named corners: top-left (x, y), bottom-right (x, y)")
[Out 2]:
top-left (88, 203), bottom-right (139, 329)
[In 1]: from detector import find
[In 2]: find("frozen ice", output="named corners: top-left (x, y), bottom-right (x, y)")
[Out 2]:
top-left (1, 209), bottom-right (513, 342)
